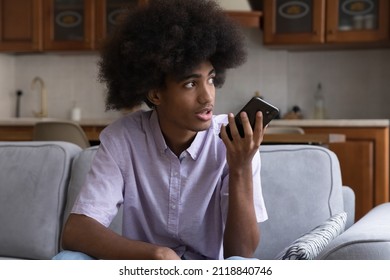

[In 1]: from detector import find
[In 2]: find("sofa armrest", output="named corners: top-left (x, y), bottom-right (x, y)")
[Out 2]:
top-left (317, 203), bottom-right (390, 259)
top-left (342, 186), bottom-right (355, 229)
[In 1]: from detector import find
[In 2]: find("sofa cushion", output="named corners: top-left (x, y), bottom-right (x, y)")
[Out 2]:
top-left (276, 212), bottom-right (347, 260)
top-left (0, 142), bottom-right (81, 259)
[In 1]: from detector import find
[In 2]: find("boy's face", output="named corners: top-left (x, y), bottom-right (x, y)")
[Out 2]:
top-left (154, 61), bottom-right (216, 138)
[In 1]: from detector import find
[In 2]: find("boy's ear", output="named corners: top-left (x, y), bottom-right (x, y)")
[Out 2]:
top-left (147, 89), bottom-right (161, 106)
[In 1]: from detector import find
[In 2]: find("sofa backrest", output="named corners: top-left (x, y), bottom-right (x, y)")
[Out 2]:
top-left (0, 141), bottom-right (81, 259)
top-left (255, 145), bottom-right (345, 259)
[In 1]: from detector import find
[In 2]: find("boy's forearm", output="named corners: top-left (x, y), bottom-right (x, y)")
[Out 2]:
top-left (62, 214), bottom-right (180, 260)
top-left (223, 167), bottom-right (260, 258)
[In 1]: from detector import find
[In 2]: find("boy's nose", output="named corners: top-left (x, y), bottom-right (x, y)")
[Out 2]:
top-left (198, 84), bottom-right (214, 103)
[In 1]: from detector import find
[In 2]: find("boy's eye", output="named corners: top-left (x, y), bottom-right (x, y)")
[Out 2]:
top-left (184, 81), bottom-right (196, 88)
top-left (208, 77), bottom-right (215, 84)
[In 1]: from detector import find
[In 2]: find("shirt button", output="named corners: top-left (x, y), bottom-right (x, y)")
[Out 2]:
top-left (171, 205), bottom-right (176, 210)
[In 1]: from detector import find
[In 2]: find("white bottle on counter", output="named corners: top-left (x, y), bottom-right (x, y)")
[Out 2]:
top-left (70, 102), bottom-right (81, 121)
top-left (313, 83), bottom-right (325, 119)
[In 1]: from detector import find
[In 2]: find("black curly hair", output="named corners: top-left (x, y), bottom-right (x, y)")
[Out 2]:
top-left (98, 0), bottom-right (247, 110)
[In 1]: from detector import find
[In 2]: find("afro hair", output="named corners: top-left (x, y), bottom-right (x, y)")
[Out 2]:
top-left (98, 0), bottom-right (247, 110)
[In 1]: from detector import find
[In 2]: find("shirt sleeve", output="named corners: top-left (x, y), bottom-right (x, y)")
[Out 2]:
top-left (252, 150), bottom-right (268, 222)
top-left (220, 149), bottom-right (268, 224)
top-left (71, 139), bottom-right (124, 227)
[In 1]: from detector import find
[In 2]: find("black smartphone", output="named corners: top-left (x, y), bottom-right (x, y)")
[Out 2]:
top-left (221, 97), bottom-right (279, 140)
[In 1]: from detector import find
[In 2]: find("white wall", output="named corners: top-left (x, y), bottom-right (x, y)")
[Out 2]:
top-left (0, 54), bottom-right (15, 117)
top-left (214, 0), bottom-right (252, 11)
top-left (218, 29), bottom-right (390, 119)
top-left (215, 29), bottom-right (289, 115)
top-left (4, 54), bottom-right (121, 120)
top-left (287, 48), bottom-right (390, 119)
top-left (0, 28), bottom-right (389, 120)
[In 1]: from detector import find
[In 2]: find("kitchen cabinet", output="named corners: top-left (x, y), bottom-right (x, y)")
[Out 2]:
top-left (225, 11), bottom-right (262, 28)
top-left (0, 0), bottom-right (262, 53)
top-left (0, 0), bottom-right (42, 52)
top-left (44, 0), bottom-right (149, 51)
top-left (95, 0), bottom-right (148, 48)
top-left (263, 0), bottom-right (389, 46)
top-left (305, 126), bottom-right (388, 221)
top-left (0, 0), bottom-right (146, 52)
top-left (269, 119), bottom-right (389, 221)
top-left (0, 118), bottom-right (111, 144)
top-left (263, 0), bottom-right (326, 44)
top-left (43, 0), bottom-right (94, 50)
top-left (326, 0), bottom-right (389, 43)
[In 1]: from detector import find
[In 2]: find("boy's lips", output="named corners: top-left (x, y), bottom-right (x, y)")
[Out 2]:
top-left (195, 107), bottom-right (213, 122)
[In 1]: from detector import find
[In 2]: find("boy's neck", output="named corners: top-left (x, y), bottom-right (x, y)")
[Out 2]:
top-left (162, 130), bottom-right (196, 158)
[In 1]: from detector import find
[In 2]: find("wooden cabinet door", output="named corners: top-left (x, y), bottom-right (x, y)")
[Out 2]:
top-left (0, 0), bottom-right (42, 52)
top-left (263, 0), bottom-right (326, 45)
top-left (43, 0), bottom-right (94, 50)
top-left (329, 141), bottom-right (374, 221)
top-left (95, 0), bottom-right (145, 50)
top-left (326, 0), bottom-right (389, 43)
top-left (304, 126), bottom-right (389, 221)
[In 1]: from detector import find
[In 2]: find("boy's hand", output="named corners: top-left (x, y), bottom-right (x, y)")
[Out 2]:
top-left (220, 111), bottom-right (264, 168)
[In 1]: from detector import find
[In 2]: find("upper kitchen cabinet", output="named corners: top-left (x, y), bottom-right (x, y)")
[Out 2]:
top-left (215, 0), bottom-right (263, 28)
top-left (43, 0), bottom-right (94, 50)
top-left (263, 0), bottom-right (389, 46)
top-left (0, 0), bottom-right (146, 52)
top-left (326, 0), bottom-right (389, 43)
top-left (1, 0), bottom-right (264, 53)
top-left (95, 0), bottom-right (148, 49)
top-left (263, 0), bottom-right (326, 44)
top-left (91, 0), bottom-right (263, 49)
top-left (224, 11), bottom-right (263, 28)
top-left (0, 0), bottom-right (42, 52)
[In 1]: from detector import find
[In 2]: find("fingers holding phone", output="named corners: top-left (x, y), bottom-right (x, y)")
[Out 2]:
top-left (224, 113), bottom-right (241, 141)
top-left (220, 111), bottom-right (264, 168)
top-left (220, 97), bottom-right (279, 141)
top-left (221, 111), bottom-right (263, 143)
top-left (220, 97), bottom-right (279, 165)
top-left (238, 111), bottom-right (263, 141)
top-left (252, 111), bottom-right (265, 147)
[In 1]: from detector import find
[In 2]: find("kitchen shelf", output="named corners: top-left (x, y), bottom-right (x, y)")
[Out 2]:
top-left (225, 11), bottom-right (262, 28)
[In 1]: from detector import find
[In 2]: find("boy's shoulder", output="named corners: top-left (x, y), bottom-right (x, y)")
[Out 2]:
top-left (101, 110), bottom-right (151, 137)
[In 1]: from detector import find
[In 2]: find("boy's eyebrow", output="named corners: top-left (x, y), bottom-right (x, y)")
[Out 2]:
top-left (177, 68), bottom-right (216, 81)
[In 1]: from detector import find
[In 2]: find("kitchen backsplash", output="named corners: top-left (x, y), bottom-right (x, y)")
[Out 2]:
top-left (0, 54), bottom-right (15, 118)
top-left (1, 29), bottom-right (390, 120)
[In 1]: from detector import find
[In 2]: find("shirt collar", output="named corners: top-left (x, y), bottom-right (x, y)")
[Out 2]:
top-left (149, 110), bottom-right (208, 160)
top-left (186, 130), bottom-right (207, 160)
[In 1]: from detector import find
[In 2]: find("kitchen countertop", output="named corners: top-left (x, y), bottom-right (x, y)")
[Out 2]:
top-left (270, 119), bottom-right (390, 127)
top-left (0, 118), bottom-right (116, 126)
top-left (0, 117), bottom-right (389, 127)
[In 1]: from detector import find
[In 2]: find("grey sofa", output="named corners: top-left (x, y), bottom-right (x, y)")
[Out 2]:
top-left (0, 141), bottom-right (389, 260)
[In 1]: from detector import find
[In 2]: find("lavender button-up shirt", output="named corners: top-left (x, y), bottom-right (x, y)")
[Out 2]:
top-left (72, 110), bottom-right (267, 259)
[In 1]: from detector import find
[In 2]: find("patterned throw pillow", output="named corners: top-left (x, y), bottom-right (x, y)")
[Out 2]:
top-left (276, 212), bottom-right (347, 260)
